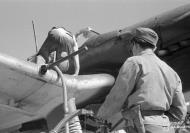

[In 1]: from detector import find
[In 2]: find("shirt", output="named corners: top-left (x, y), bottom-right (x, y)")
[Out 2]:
top-left (37, 27), bottom-right (75, 73)
top-left (38, 28), bottom-right (73, 63)
top-left (97, 49), bottom-right (187, 121)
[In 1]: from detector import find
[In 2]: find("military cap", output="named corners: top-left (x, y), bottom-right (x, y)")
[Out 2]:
top-left (133, 27), bottom-right (158, 47)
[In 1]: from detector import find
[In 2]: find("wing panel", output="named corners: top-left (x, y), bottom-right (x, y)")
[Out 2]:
top-left (0, 65), bottom-right (45, 101)
top-left (0, 104), bottom-right (41, 131)
top-left (20, 83), bottom-right (63, 113)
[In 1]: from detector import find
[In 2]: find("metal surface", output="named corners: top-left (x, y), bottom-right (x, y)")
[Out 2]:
top-left (0, 52), bottom-right (114, 131)
top-left (78, 4), bottom-right (190, 76)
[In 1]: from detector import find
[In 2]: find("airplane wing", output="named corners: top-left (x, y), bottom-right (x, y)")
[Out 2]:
top-left (0, 52), bottom-right (115, 131)
top-left (0, 54), bottom-right (63, 131)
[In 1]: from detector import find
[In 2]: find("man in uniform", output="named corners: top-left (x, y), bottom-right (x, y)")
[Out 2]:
top-left (36, 27), bottom-right (80, 75)
top-left (97, 27), bottom-right (187, 133)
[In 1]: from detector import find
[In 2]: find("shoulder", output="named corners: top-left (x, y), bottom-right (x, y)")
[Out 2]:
top-left (126, 56), bottom-right (141, 65)
top-left (119, 56), bottom-right (141, 75)
top-left (122, 56), bottom-right (140, 69)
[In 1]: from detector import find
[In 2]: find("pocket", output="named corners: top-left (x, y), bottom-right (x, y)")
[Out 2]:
top-left (143, 115), bottom-right (170, 126)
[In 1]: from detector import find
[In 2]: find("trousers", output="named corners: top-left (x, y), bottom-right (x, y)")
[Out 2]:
top-left (113, 124), bottom-right (175, 133)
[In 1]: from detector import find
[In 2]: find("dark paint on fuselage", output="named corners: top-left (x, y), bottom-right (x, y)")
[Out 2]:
top-left (77, 4), bottom-right (190, 96)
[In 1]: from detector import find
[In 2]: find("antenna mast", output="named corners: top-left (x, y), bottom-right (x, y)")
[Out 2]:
top-left (32, 20), bottom-right (38, 53)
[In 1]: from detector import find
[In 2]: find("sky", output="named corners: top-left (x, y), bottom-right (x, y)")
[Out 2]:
top-left (0, 0), bottom-right (189, 59)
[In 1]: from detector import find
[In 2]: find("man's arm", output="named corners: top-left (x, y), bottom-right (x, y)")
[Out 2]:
top-left (96, 59), bottom-right (140, 120)
top-left (72, 35), bottom-right (80, 75)
top-left (169, 74), bottom-right (187, 121)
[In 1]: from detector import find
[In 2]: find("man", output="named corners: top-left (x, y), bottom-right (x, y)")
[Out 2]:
top-left (75, 27), bottom-right (100, 47)
top-left (35, 27), bottom-right (116, 133)
top-left (97, 27), bottom-right (187, 133)
top-left (36, 27), bottom-right (80, 75)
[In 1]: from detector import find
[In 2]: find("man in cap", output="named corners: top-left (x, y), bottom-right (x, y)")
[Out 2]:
top-left (36, 27), bottom-right (80, 75)
top-left (97, 27), bottom-right (187, 133)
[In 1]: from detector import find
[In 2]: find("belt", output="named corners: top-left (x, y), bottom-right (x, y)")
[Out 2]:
top-left (141, 110), bottom-right (165, 117)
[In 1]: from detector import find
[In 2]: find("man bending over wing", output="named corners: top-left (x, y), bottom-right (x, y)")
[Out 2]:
top-left (36, 27), bottom-right (80, 75)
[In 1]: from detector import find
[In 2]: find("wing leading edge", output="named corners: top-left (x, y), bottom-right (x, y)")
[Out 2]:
top-left (0, 52), bottom-right (115, 131)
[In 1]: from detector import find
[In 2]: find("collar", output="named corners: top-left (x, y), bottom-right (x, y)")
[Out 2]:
top-left (137, 49), bottom-right (155, 56)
